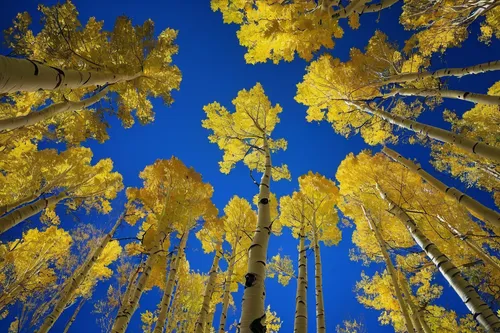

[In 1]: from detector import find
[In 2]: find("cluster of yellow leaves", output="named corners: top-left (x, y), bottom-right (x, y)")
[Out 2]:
top-left (264, 305), bottom-right (282, 333)
top-left (479, 6), bottom-right (500, 44)
top-left (203, 83), bottom-right (290, 180)
top-left (140, 310), bottom-right (157, 333)
top-left (266, 253), bottom-right (295, 286)
top-left (336, 319), bottom-right (365, 333)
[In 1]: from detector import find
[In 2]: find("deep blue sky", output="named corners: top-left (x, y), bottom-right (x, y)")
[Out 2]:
top-left (1, 1), bottom-right (499, 332)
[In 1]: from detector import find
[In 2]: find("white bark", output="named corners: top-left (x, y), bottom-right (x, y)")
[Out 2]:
top-left (377, 184), bottom-right (500, 331)
top-left (38, 213), bottom-right (124, 333)
top-left (0, 192), bottom-right (68, 234)
top-left (0, 86), bottom-right (109, 131)
top-left (239, 137), bottom-right (272, 333)
top-left (62, 297), bottom-right (86, 333)
top-left (195, 241), bottom-right (222, 333)
top-left (313, 214), bottom-right (326, 333)
top-left (398, 274), bottom-right (431, 333)
top-left (0, 55), bottom-right (140, 94)
top-left (219, 241), bottom-right (238, 333)
top-left (382, 147), bottom-right (500, 230)
top-left (350, 101), bottom-right (500, 163)
top-left (294, 212), bottom-right (308, 333)
top-left (386, 87), bottom-right (500, 106)
top-left (153, 231), bottom-right (189, 333)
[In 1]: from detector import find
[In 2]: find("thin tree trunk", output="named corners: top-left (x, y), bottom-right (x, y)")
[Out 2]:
top-left (294, 200), bottom-right (307, 333)
top-left (62, 297), bottom-right (86, 333)
top-left (0, 55), bottom-right (141, 94)
top-left (382, 146), bottom-right (500, 230)
top-left (0, 86), bottom-right (109, 131)
top-left (386, 87), bottom-right (500, 105)
top-left (0, 192), bottom-right (68, 234)
top-left (205, 309), bottom-right (215, 333)
top-left (165, 279), bottom-right (180, 333)
top-left (362, 206), bottom-right (415, 333)
top-left (219, 240), bottom-right (238, 333)
top-left (153, 231), bottom-right (189, 333)
top-left (38, 213), bottom-right (124, 333)
top-left (384, 60), bottom-right (500, 84)
top-left (240, 137), bottom-right (272, 333)
top-left (398, 273), bottom-right (432, 333)
top-left (120, 262), bottom-right (143, 308)
top-left (436, 215), bottom-right (500, 273)
top-left (313, 213), bottom-right (326, 333)
top-left (376, 183), bottom-right (500, 331)
top-left (195, 240), bottom-right (222, 333)
top-left (349, 101), bottom-right (500, 163)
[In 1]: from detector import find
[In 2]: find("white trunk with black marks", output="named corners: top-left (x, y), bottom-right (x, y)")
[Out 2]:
top-left (154, 231), bottom-right (189, 333)
top-left (332, 0), bottom-right (398, 18)
top-left (362, 206), bottom-right (415, 333)
top-left (240, 138), bottom-right (272, 333)
top-left (38, 214), bottom-right (124, 333)
top-left (377, 184), bottom-right (500, 331)
top-left (294, 208), bottom-right (308, 333)
top-left (205, 309), bottom-right (215, 333)
top-left (0, 192), bottom-right (68, 234)
top-left (219, 241), bottom-right (238, 333)
top-left (120, 262), bottom-right (143, 309)
top-left (384, 60), bottom-right (500, 84)
top-left (382, 147), bottom-right (500, 230)
top-left (62, 297), bottom-right (86, 333)
top-left (195, 241), bottom-right (222, 333)
top-left (0, 55), bottom-right (141, 94)
top-left (350, 102), bottom-right (500, 163)
top-left (313, 214), bottom-right (326, 333)
top-left (398, 274), bottom-right (431, 333)
top-left (0, 86), bottom-right (109, 131)
top-left (386, 87), bottom-right (500, 106)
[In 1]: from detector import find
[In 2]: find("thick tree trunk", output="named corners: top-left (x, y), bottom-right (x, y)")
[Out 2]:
top-left (382, 147), bottom-right (500, 230)
top-left (362, 206), bottom-right (415, 333)
top-left (195, 241), bottom-right (222, 333)
top-left (350, 101), bottom-right (500, 163)
top-left (39, 213), bottom-right (124, 333)
top-left (332, 0), bottom-right (399, 18)
top-left (205, 309), bottom-right (215, 333)
top-left (219, 241), bottom-right (238, 333)
top-left (0, 192), bottom-right (68, 234)
top-left (0, 86), bottom-right (109, 131)
top-left (384, 60), bottom-right (500, 83)
top-left (62, 297), bottom-right (86, 333)
top-left (0, 55), bottom-right (141, 94)
top-left (386, 87), bottom-right (500, 105)
top-left (398, 273), bottom-right (432, 333)
top-left (239, 137), bottom-right (272, 333)
top-left (294, 204), bottom-right (308, 333)
top-left (153, 231), bottom-right (189, 333)
top-left (376, 184), bottom-right (500, 331)
top-left (313, 214), bottom-right (326, 333)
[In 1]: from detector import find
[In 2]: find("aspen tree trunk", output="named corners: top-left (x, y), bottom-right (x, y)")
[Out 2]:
top-left (153, 231), bottom-right (189, 333)
top-left (240, 137), bottom-right (272, 333)
top-left (312, 213), bottom-right (326, 333)
top-left (398, 274), bottom-right (432, 333)
top-left (386, 87), bottom-right (500, 105)
top-left (332, 0), bottom-right (399, 18)
top-left (376, 184), bottom-right (500, 331)
top-left (219, 241), bottom-right (238, 333)
top-left (62, 297), bottom-right (86, 333)
top-left (195, 241), bottom-right (222, 333)
top-left (0, 192), bottom-right (68, 234)
top-left (383, 60), bottom-right (500, 84)
top-left (0, 55), bottom-right (141, 94)
top-left (294, 201), bottom-right (308, 333)
top-left (349, 101), bottom-right (500, 163)
top-left (120, 262), bottom-right (143, 308)
top-left (382, 147), bottom-right (500, 230)
top-left (38, 213), bottom-right (124, 333)
top-left (362, 206), bottom-right (415, 333)
top-left (0, 195), bottom-right (37, 216)
top-left (205, 309), bottom-right (215, 333)
top-left (436, 215), bottom-right (500, 273)
top-left (0, 86), bottom-right (109, 131)
top-left (165, 279), bottom-right (180, 333)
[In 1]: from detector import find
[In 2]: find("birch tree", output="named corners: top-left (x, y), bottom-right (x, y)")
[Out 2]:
top-left (202, 83), bottom-right (289, 333)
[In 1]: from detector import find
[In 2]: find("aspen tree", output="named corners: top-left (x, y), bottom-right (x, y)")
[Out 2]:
top-left (61, 297), bottom-right (86, 333)
top-left (38, 214), bottom-right (124, 332)
top-left (203, 83), bottom-right (289, 333)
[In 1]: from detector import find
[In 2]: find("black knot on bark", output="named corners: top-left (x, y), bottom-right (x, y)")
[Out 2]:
top-left (245, 273), bottom-right (257, 288)
top-left (259, 198), bottom-right (269, 205)
top-left (250, 314), bottom-right (267, 333)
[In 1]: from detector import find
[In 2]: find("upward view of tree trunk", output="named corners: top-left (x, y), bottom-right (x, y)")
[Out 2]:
top-left (382, 146), bottom-right (500, 230)
top-left (348, 101), bottom-right (500, 163)
top-left (195, 240), bottom-right (222, 333)
top-left (0, 86), bottom-right (109, 131)
top-left (219, 238), bottom-right (239, 333)
top-left (62, 297), bottom-right (86, 333)
top-left (153, 231), bottom-right (189, 333)
top-left (397, 273), bottom-right (431, 333)
top-left (312, 213), bottom-right (326, 333)
top-left (376, 183), bottom-right (500, 331)
top-left (38, 213), bottom-right (124, 333)
top-left (0, 55), bottom-right (141, 94)
top-left (384, 87), bottom-right (500, 106)
top-left (294, 208), bottom-right (308, 333)
top-left (362, 205), bottom-right (415, 333)
top-left (240, 137), bottom-right (272, 333)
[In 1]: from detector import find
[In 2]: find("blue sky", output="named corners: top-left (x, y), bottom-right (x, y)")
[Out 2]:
top-left (1, 1), bottom-right (499, 332)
